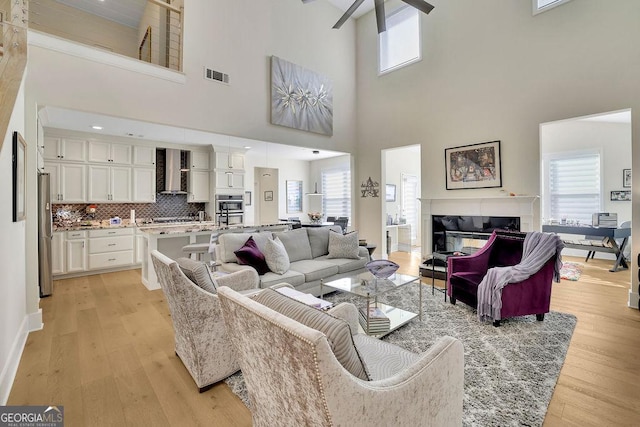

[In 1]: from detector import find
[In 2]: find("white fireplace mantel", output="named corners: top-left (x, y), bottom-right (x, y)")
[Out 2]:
top-left (419, 196), bottom-right (540, 255)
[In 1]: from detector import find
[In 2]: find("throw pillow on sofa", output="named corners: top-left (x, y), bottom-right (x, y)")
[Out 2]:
top-left (328, 230), bottom-right (360, 259)
top-left (263, 236), bottom-right (290, 274)
top-left (252, 288), bottom-right (370, 380)
top-left (234, 236), bottom-right (270, 275)
top-left (176, 257), bottom-right (217, 293)
top-left (274, 228), bottom-right (313, 262)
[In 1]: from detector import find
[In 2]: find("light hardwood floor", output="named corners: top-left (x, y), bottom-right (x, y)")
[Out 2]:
top-left (8, 254), bottom-right (640, 426)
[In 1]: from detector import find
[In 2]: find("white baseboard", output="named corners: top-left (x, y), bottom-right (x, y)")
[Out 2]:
top-left (628, 289), bottom-right (639, 309)
top-left (0, 316), bottom-right (30, 405)
top-left (28, 309), bottom-right (43, 332)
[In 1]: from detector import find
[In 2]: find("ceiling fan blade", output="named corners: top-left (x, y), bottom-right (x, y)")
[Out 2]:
top-left (333, 0), bottom-right (366, 29)
top-left (374, 0), bottom-right (386, 33)
top-left (301, 0), bottom-right (316, 3)
top-left (400, 0), bottom-right (435, 15)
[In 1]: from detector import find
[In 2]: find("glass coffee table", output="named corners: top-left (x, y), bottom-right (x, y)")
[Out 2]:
top-left (320, 272), bottom-right (422, 338)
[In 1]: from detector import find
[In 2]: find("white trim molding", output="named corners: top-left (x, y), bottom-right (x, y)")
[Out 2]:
top-left (0, 317), bottom-right (29, 405)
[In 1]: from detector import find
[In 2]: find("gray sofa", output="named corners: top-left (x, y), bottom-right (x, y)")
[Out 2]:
top-left (215, 226), bottom-right (371, 295)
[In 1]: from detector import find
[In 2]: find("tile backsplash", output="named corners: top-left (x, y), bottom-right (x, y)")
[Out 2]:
top-left (53, 194), bottom-right (206, 222)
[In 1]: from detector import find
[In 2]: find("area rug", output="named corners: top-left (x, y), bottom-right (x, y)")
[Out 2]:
top-left (225, 285), bottom-right (577, 427)
top-left (560, 261), bottom-right (583, 281)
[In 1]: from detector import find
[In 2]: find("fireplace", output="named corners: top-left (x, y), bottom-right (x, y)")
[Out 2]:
top-left (419, 196), bottom-right (539, 257)
top-left (432, 215), bottom-right (520, 253)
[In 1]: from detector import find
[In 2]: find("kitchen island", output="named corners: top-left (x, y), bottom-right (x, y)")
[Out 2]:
top-left (138, 222), bottom-right (291, 290)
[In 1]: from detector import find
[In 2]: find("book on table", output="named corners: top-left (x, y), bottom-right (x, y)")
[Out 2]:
top-left (276, 287), bottom-right (333, 310)
top-left (359, 306), bottom-right (390, 332)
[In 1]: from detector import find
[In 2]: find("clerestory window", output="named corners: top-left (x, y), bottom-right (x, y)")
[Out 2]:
top-left (379, 6), bottom-right (421, 74)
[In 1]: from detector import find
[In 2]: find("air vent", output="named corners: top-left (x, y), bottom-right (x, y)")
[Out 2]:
top-left (204, 67), bottom-right (229, 84)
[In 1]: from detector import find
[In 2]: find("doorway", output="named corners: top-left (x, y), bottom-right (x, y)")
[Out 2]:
top-left (539, 109), bottom-right (631, 298)
top-left (382, 145), bottom-right (422, 257)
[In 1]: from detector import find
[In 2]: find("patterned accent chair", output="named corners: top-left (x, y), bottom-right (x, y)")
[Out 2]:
top-left (217, 286), bottom-right (465, 427)
top-left (447, 230), bottom-right (558, 326)
top-left (151, 250), bottom-right (261, 392)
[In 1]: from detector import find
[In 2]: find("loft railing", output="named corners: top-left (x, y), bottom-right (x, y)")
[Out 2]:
top-left (29, 0), bottom-right (183, 71)
top-left (0, 13), bottom-right (28, 151)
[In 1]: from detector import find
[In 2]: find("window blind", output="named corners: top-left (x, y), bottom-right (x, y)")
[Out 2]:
top-left (379, 6), bottom-right (420, 73)
top-left (548, 152), bottom-right (601, 223)
top-left (322, 167), bottom-right (351, 221)
top-left (402, 174), bottom-right (418, 241)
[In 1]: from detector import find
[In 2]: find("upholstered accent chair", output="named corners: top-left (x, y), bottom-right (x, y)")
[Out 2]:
top-left (150, 250), bottom-right (261, 392)
top-left (447, 230), bottom-right (559, 326)
top-left (217, 286), bottom-right (465, 427)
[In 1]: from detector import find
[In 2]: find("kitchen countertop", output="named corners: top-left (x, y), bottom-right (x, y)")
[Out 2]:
top-left (54, 220), bottom-right (293, 234)
top-left (53, 219), bottom-right (138, 232)
top-left (137, 222), bottom-right (292, 235)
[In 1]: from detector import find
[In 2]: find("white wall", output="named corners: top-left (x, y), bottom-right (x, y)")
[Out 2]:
top-left (355, 0), bottom-right (640, 307)
top-left (0, 78), bottom-right (29, 405)
top-left (26, 0), bottom-right (357, 153)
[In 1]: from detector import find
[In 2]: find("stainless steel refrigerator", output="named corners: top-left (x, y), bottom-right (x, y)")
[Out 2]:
top-left (38, 173), bottom-right (53, 297)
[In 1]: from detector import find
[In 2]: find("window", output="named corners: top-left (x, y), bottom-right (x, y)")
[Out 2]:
top-left (322, 167), bottom-right (351, 221)
top-left (533, 0), bottom-right (573, 15)
top-left (543, 151), bottom-right (601, 224)
top-left (379, 6), bottom-right (421, 74)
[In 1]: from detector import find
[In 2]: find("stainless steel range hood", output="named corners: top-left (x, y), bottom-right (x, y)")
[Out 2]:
top-left (160, 148), bottom-right (188, 194)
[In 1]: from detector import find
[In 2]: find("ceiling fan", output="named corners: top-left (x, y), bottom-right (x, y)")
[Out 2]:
top-left (303, 0), bottom-right (434, 34)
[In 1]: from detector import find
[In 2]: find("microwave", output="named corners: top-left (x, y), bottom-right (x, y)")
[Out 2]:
top-left (216, 194), bottom-right (244, 213)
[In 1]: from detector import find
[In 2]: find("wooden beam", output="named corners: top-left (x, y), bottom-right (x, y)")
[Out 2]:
top-left (0, 23), bottom-right (27, 152)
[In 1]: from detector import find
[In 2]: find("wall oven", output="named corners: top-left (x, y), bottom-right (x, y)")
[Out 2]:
top-left (216, 194), bottom-right (244, 226)
top-left (216, 212), bottom-right (244, 226)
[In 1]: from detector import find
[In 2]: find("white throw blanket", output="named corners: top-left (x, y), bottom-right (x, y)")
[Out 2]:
top-left (477, 232), bottom-right (564, 322)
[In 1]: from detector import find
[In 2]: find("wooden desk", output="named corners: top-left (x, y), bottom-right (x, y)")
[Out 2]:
top-left (542, 225), bottom-right (630, 272)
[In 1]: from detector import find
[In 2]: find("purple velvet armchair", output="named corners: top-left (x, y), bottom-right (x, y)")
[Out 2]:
top-left (447, 230), bottom-right (558, 326)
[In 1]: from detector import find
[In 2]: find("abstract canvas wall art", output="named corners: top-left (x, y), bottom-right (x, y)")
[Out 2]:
top-left (271, 56), bottom-right (333, 136)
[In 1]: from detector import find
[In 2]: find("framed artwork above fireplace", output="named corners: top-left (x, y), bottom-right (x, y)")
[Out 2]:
top-left (445, 140), bottom-right (502, 190)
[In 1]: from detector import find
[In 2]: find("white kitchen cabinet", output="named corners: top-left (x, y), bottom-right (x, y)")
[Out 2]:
top-left (215, 152), bottom-right (244, 170)
top-left (52, 232), bottom-right (65, 275)
top-left (133, 167), bottom-right (156, 202)
top-left (190, 150), bottom-right (210, 170)
top-left (88, 141), bottom-right (132, 164)
top-left (215, 171), bottom-right (244, 190)
top-left (43, 137), bottom-right (86, 162)
top-left (66, 231), bottom-right (88, 273)
top-left (189, 170), bottom-right (210, 202)
top-left (44, 162), bottom-right (87, 202)
top-left (88, 228), bottom-right (135, 270)
top-left (88, 165), bottom-right (132, 202)
top-left (133, 146), bottom-right (156, 167)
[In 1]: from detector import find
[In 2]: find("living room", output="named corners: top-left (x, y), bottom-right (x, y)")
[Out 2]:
top-left (1, 0), bottom-right (640, 425)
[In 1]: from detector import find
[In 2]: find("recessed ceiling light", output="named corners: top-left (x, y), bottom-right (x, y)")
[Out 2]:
top-left (312, 150), bottom-right (320, 154)
top-left (244, 146), bottom-right (251, 149)
top-left (91, 125), bottom-right (103, 130)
